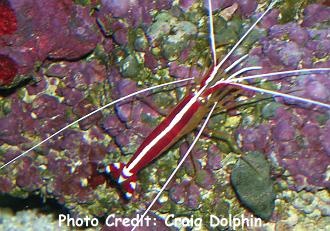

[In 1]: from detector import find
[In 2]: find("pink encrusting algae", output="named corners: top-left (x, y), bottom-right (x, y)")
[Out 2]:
top-left (0, 2), bottom-right (17, 35)
top-left (0, 0), bottom-right (101, 88)
top-left (237, 9), bottom-right (330, 190)
top-left (0, 54), bottom-right (18, 86)
top-left (0, 0), bottom-right (329, 229)
top-left (0, 2), bottom-right (18, 86)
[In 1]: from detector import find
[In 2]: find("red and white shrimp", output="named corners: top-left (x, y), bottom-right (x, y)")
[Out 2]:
top-left (0, 0), bottom-right (329, 229)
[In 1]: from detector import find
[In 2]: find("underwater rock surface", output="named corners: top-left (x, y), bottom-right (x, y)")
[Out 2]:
top-left (231, 151), bottom-right (275, 220)
top-left (0, 0), bottom-right (101, 88)
top-left (237, 6), bottom-right (330, 191)
top-left (0, 208), bottom-right (67, 231)
top-left (0, 0), bottom-right (329, 230)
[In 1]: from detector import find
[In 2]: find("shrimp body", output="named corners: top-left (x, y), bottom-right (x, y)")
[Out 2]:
top-left (105, 66), bottom-right (226, 199)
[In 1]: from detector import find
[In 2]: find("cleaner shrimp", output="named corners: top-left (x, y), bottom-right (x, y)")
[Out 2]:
top-left (0, 0), bottom-right (329, 230)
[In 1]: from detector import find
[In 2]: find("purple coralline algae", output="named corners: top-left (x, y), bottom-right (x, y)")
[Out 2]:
top-left (0, 2), bottom-right (17, 36)
top-left (204, 0), bottom-right (257, 17)
top-left (170, 180), bottom-right (201, 209)
top-left (302, 4), bottom-right (330, 27)
top-left (98, 0), bottom-right (173, 28)
top-left (237, 5), bottom-right (330, 191)
top-left (0, 0), bottom-right (184, 221)
top-left (0, 0), bottom-right (329, 229)
top-left (0, 0), bottom-right (100, 88)
top-left (0, 1), bottom-right (18, 87)
top-left (0, 54), bottom-right (18, 86)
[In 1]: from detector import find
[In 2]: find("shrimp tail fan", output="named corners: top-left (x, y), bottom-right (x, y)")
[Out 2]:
top-left (103, 163), bottom-right (137, 200)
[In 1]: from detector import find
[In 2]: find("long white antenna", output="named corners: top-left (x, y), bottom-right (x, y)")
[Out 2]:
top-left (204, 0), bottom-right (279, 87)
top-left (215, 0), bottom-right (278, 70)
top-left (229, 68), bottom-right (330, 82)
top-left (0, 77), bottom-right (194, 170)
top-left (207, 0), bottom-right (217, 66)
top-left (230, 82), bottom-right (330, 109)
top-left (227, 66), bottom-right (262, 80)
top-left (131, 102), bottom-right (218, 231)
top-left (224, 54), bottom-right (249, 73)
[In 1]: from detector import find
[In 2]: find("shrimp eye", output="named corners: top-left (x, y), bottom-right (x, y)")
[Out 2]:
top-left (198, 96), bottom-right (206, 104)
top-left (190, 87), bottom-right (197, 93)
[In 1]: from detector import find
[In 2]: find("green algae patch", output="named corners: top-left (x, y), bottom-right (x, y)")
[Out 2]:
top-left (231, 151), bottom-right (275, 220)
top-left (261, 102), bottom-right (282, 119)
top-left (147, 12), bottom-right (197, 61)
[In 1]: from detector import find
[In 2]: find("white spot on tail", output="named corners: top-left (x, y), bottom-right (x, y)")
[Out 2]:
top-left (118, 175), bottom-right (126, 184)
top-left (114, 163), bottom-right (120, 169)
top-left (105, 166), bottom-right (111, 173)
top-left (125, 192), bottom-right (132, 199)
top-left (130, 182), bottom-right (136, 190)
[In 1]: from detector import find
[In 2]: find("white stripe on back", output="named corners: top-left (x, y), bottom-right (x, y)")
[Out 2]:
top-left (126, 84), bottom-right (210, 173)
